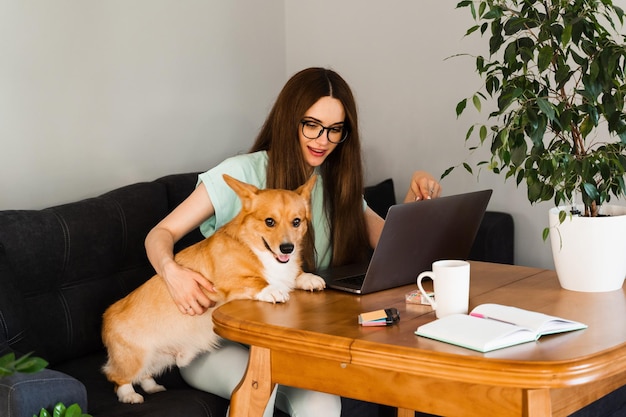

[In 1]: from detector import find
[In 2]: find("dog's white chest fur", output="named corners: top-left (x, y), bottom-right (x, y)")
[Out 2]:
top-left (252, 247), bottom-right (300, 303)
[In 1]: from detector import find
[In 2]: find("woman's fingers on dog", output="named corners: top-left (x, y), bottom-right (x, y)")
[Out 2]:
top-left (182, 296), bottom-right (215, 315)
top-left (168, 268), bottom-right (215, 315)
top-left (181, 302), bottom-right (199, 315)
top-left (189, 274), bottom-right (216, 311)
top-left (197, 278), bottom-right (216, 293)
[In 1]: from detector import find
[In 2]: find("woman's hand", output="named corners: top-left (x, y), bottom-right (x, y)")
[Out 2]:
top-left (145, 186), bottom-right (218, 316)
top-left (404, 170), bottom-right (442, 203)
top-left (161, 259), bottom-right (216, 315)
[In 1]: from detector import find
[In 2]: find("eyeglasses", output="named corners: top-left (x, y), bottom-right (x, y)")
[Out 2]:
top-left (300, 119), bottom-right (348, 144)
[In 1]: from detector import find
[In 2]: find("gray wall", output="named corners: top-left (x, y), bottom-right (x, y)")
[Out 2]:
top-left (1, 1), bottom-right (285, 209)
top-left (3, 0), bottom-right (626, 269)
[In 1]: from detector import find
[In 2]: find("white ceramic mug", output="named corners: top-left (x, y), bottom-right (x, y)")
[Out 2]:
top-left (417, 260), bottom-right (470, 318)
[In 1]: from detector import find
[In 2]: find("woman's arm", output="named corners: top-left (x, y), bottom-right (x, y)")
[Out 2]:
top-left (145, 185), bottom-right (216, 315)
top-left (365, 206), bottom-right (385, 249)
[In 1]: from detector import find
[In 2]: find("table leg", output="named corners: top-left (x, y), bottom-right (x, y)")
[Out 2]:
top-left (523, 389), bottom-right (552, 417)
top-left (229, 345), bottom-right (275, 417)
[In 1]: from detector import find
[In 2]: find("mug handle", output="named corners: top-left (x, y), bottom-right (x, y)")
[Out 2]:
top-left (417, 272), bottom-right (437, 310)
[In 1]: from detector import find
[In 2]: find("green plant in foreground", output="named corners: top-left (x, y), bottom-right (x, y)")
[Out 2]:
top-left (446, 0), bottom-right (626, 224)
top-left (33, 402), bottom-right (92, 417)
top-left (0, 351), bottom-right (48, 377)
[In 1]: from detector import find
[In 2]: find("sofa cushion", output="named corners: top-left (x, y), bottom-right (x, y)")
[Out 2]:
top-left (0, 248), bottom-right (38, 355)
top-left (0, 181), bottom-right (171, 364)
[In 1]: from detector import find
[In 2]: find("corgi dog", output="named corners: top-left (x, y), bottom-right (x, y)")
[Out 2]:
top-left (101, 174), bottom-right (325, 404)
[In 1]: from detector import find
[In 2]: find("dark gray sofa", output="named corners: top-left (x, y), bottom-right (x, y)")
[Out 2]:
top-left (0, 173), bottom-right (514, 417)
top-left (0, 173), bottom-right (228, 417)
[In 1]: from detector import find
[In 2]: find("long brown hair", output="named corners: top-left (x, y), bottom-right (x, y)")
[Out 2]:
top-left (250, 67), bottom-right (370, 269)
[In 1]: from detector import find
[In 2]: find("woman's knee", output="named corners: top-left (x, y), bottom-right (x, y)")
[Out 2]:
top-left (179, 340), bottom-right (250, 399)
top-left (275, 386), bottom-right (341, 417)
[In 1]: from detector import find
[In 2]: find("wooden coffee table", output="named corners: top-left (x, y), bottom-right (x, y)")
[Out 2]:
top-left (212, 262), bottom-right (626, 417)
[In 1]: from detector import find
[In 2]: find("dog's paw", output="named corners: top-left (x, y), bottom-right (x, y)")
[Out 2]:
top-left (296, 272), bottom-right (326, 291)
top-left (117, 384), bottom-right (144, 404)
top-left (140, 377), bottom-right (166, 394)
top-left (256, 286), bottom-right (290, 303)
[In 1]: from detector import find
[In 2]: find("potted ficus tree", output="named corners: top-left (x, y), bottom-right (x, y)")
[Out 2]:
top-left (446, 0), bottom-right (626, 291)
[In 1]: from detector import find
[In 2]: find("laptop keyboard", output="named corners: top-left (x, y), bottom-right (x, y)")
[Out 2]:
top-left (336, 275), bottom-right (365, 286)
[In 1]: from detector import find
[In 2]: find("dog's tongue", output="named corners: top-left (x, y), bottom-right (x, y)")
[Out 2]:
top-left (277, 254), bottom-right (291, 263)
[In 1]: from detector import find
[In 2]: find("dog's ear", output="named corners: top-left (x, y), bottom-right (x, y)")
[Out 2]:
top-left (296, 175), bottom-right (317, 203)
top-left (222, 174), bottom-right (260, 203)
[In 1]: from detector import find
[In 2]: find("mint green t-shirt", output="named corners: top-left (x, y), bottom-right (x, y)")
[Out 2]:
top-left (197, 151), bottom-right (332, 269)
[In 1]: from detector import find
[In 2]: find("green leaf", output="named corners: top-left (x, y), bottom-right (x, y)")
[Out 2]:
top-left (580, 115), bottom-right (593, 138)
top-left (456, 99), bottom-right (467, 117)
top-left (542, 227), bottom-right (550, 242)
top-left (504, 41), bottom-right (518, 65)
top-left (527, 181), bottom-right (543, 203)
top-left (476, 55), bottom-right (484, 72)
top-left (583, 182), bottom-right (600, 200)
top-left (441, 166), bottom-right (455, 179)
top-left (0, 352), bottom-right (16, 366)
top-left (16, 357), bottom-right (48, 373)
top-left (472, 94), bottom-right (482, 112)
top-left (479, 125), bottom-right (487, 142)
top-left (0, 352), bottom-right (48, 377)
top-left (465, 125), bottom-right (475, 141)
top-left (53, 402), bottom-right (66, 417)
top-left (490, 32), bottom-right (505, 55)
top-left (555, 63), bottom-right (573, 87)
top-left (537, 45), bottom-right (553, 72)
top-left (478, 1), bottom-right (486, 18)
top-left (462, 162), bottom-right (473, 174)
top-left (536, 97), bottom-right (556, 121)
top-left (64, 404), bottom-right (84, 417)
top-left (465, 25), bottom-right (481, 36)
top-left (483, 6), bottom-right (504, 20)
top-left (562, 24), bottom-right (572, 46)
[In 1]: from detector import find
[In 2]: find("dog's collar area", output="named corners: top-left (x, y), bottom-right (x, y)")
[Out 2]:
top-left (263, 238), bottom-right (293, 264)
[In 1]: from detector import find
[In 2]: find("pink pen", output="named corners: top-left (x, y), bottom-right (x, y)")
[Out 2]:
top-left (469, 312), bottom-right (516, 326)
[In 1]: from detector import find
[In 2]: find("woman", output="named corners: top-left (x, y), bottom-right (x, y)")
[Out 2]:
top-left (145, 67), bottom-right (441, 417)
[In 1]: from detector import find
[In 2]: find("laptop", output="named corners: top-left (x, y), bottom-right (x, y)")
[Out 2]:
top-left (317, 189), bottom-right (493, 294)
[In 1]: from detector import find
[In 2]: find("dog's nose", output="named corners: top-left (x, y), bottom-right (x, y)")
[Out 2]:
top-left (279, 243), bottom-right (294, 254)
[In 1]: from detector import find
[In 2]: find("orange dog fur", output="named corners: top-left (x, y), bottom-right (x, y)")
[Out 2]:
top-left (101, 174), bottom-right (325, 403)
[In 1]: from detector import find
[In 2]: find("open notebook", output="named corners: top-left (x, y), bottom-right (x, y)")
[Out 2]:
top-left (415, 303), bottom-right (587, 352)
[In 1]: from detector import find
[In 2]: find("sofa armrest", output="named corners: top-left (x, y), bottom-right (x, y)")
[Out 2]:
top-left (468, 211), bottom-right (514, 264)
top-left (0, 369), bottom-right (88, 416)
top-left (363, 178), bottom-right (396, 218)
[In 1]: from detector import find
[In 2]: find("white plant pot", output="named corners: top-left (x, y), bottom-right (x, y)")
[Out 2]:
top-left (549, 205), bottom-right (626, 292)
